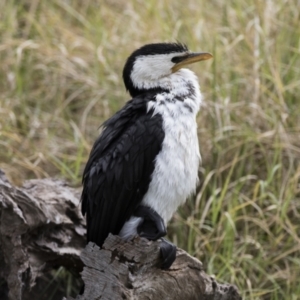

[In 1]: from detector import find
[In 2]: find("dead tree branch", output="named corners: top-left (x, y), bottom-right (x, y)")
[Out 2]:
top-left (67, 236), bottom-right (241, 300)
top-left (0, 170), bottom-right (86, 300)
top-left (0, 170), bottom-right (241, 300)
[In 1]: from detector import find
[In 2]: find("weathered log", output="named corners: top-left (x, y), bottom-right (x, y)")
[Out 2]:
top-left (0, 170), bottom-right (86, 300)
top-left (0, 170), bottom-right (241, 299)
top-left (67, 236), bottom-right (241, 300)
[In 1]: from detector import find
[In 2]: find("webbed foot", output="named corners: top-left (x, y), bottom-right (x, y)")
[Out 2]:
top-left (160, 238), bottom-right (176, 269)
top-left (133, 206), bottom-right (176, 269)
top-left (134, 206), bottom-right (166, 240)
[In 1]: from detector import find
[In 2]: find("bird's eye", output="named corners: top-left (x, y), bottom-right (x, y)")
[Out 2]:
top-left (171, 55), bottom-right (187, 64)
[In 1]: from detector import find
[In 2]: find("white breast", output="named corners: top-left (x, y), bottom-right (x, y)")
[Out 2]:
top-left (142, 69), bottom-right (201, 223)
top-left (142, 103), bottom-right (200, 223)
top-left (119, 69), bottom-right (202, 239)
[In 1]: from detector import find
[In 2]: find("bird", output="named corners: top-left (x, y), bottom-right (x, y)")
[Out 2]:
top-left (81, 42), bottom-right (212, 269)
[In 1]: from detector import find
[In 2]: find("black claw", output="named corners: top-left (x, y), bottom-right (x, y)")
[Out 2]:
top-left (79, 284), bottom-right (85, 295)
top-left (160, 238), bottom-right (176, 269)
top-left (134, 206), bottom-right (167, 240)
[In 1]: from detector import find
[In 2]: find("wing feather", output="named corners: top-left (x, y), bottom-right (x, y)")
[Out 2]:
top-left (81, 95), bottom-right (164, 246)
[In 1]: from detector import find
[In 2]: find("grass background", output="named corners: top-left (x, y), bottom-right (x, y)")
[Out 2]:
top-left (1, 0), bottom-right (300, 299)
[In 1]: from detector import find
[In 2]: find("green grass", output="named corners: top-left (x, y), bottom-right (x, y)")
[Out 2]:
top-left (0, 0), bottom-right (300, 299)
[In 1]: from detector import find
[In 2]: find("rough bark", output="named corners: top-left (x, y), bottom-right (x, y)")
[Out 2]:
top-left (0, 170), bottom-right (241, 300)
top-left (67, 236), bottom-right (241, 300)
top-left (0, 170), bottom-right (86, 300)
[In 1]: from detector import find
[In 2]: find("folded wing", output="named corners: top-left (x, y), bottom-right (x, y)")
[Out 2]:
top-left (81, 95), bottom-right (164, 246)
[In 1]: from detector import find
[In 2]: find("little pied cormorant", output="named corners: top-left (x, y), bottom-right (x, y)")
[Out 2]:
top-left (81, 42), bottom-right (212, 269)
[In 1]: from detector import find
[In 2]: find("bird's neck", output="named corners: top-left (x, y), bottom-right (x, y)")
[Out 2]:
top-left (145, 69), bottom-right (202, 116)
top-left (130, 69), bottom-right (202, 111)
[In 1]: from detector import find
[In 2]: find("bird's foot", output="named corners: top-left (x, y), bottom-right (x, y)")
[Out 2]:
top-left (160, 238), bottom-right (177, 269)
top-left (134, 206), bottom-right (166, 240)
top-left (133, 206), bottom-right (175, 269)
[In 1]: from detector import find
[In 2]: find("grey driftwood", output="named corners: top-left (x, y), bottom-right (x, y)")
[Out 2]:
top-left (0, 170), bottom-right (241, 300)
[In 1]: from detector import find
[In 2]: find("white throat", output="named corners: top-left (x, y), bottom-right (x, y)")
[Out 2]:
top-left (132, 64), bottom-right (201, 102)
top-left (145, 68), bottom-right (202, 115)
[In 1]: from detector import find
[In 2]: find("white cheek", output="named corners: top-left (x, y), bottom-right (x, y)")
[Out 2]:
top-left (130, 54), bottom-right (175, 88)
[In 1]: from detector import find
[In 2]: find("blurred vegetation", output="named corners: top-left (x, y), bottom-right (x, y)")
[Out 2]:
top-left (0, 0), bottom-right (300, 299)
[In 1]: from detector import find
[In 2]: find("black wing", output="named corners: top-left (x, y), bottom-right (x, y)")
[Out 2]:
top-left (81, 94), bottom-right (164, 246)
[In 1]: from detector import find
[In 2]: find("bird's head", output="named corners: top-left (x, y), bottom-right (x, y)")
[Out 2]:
top-left (123, 42), bottom-right (212, 97)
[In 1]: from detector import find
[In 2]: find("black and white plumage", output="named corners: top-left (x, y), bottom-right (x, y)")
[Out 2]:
top-left (81, 43), bottom-right (212, 268)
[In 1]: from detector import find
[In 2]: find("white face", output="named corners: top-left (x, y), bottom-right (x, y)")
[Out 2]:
top-left (130, 52), bottom-right (187, 89)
